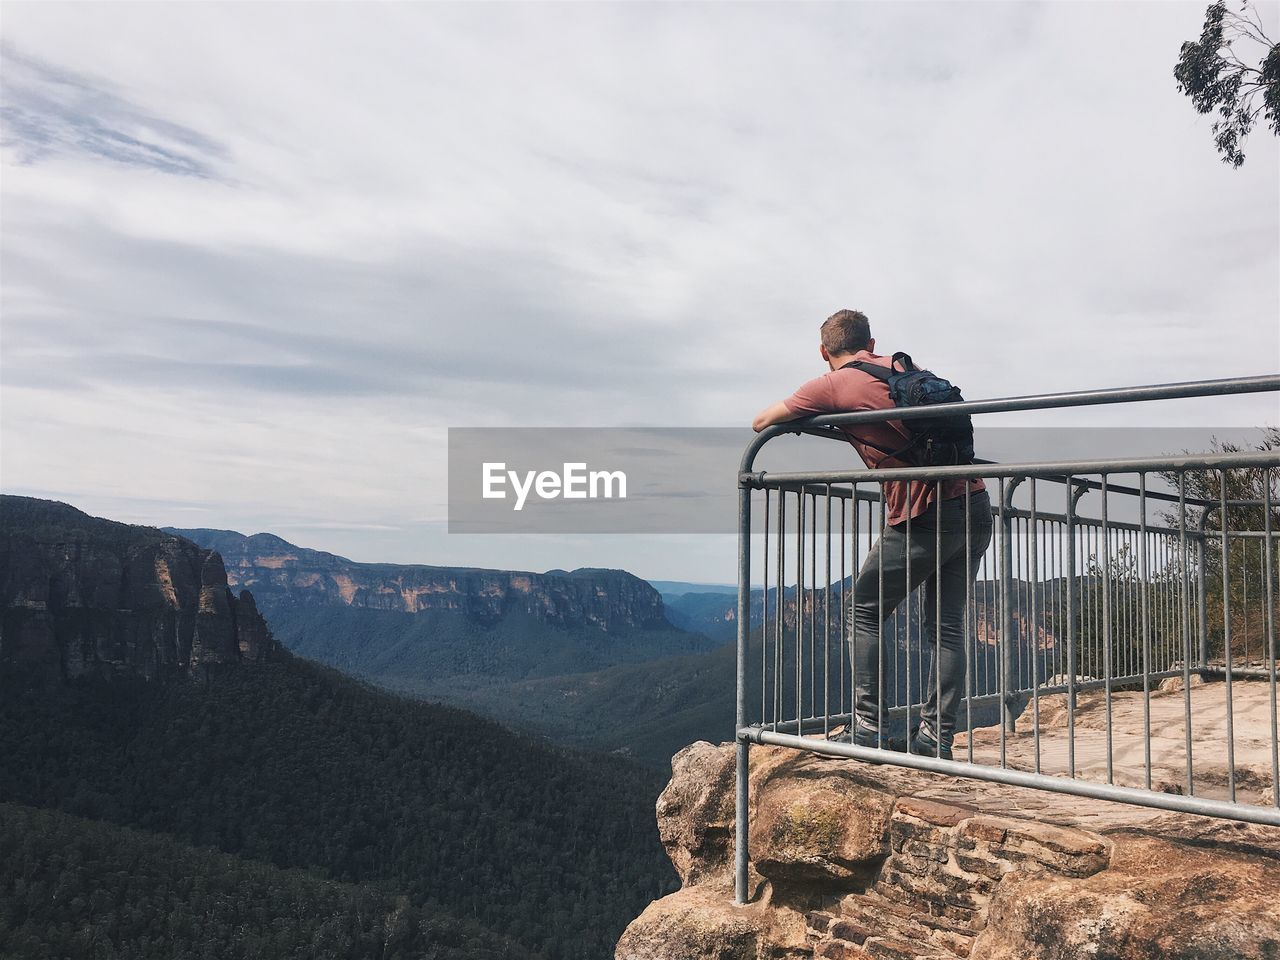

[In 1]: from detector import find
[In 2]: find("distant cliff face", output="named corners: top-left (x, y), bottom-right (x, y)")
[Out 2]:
top-left (667, 583), bottom-right (1043, 653)
top-left (170, 528), bottom-right (672, 631)
top-left (1, 497), bottom-right (282, 683)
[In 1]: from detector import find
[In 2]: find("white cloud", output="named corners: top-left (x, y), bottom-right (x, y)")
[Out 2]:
top-left (2, 1), bottom-right (1277, 580)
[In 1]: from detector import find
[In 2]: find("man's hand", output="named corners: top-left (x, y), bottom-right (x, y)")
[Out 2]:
top-left (752, 400), bottom-right (801, 433)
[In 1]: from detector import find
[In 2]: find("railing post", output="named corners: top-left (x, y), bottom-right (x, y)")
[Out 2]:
top-left (1000, 478), bottom-right (1024, 733)
top-left (734, 480), bottom-right (752, 905)
top-left (1197, 536), bottom-right (1210, 672)
top-left (1067, 482), bottom-right (1089, 714)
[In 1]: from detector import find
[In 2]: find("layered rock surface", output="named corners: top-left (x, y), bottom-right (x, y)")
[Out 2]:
top-left (1, 496), bottom-right (282, 682)
top-left (170, 527), bottom-right (671, 630)
top-left (619, 724), bottom-right (1280, 960)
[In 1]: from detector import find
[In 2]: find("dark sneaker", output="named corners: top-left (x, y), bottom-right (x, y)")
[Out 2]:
top-left (908, 728), bottom-right (953, 761)
top-left (851, 725), bottom-right (887, 750)
top-left (830, 724), bottom-right (889, 749)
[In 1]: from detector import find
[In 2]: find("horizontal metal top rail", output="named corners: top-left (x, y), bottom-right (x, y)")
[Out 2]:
top-left (741, 374), bottom-right (1280, 473)
top-left (744, 449), bottom-right (1280, 488)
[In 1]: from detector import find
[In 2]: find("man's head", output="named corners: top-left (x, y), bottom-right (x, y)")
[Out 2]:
top-left (819, 309), bottom-right (873, 368)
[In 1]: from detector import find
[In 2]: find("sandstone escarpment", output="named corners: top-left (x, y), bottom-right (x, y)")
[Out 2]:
top-left (170, 527), bottom-right (671, 631)
top-left (0, 496), bottom-right (283, 682)
top-left (619, 737), bottom-right (1280, 960)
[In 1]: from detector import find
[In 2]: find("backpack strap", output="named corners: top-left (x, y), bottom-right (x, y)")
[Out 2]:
top-left (854, 433), bottom-right (922, 463)
top-left (834, 359), bottom-right (920, 464)
top-left (840, 353), bottom-right (918, 378)
top-left (838, 359), bottom-right (892, 382)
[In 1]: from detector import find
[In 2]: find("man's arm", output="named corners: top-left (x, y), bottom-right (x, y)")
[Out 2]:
top-left (752, 400), bottom-right (802, 433)
top-left (754, 373), bottom-right (833, 432)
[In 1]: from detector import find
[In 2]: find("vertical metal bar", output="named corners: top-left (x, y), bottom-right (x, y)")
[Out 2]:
top-left (1029, 481), bottom-right (1041, 773)
top-left (1082, 509), bottom-right (1091, 689)
top-left (964, 487), bottom-right (975, 764)
top-left (1260, 536), bottom-right (1267, 668)
top-left (824, 485), bottom-right (832, 737)
top-left (1131, 526), bottom-right (1140, 679)
top-left (1197, 535), bottom-right (1209, 674)
top-left (990, 520), bottom-right (997, 707)
top-left (1156, 526), bottom-right (1163, 666)
top-left (934, 479), bottom-right (943, 756)
top-left (841, 488), bottom-right (849, 719)
top-left (1139, 473), bottom-right (1152, 790)
top-left (999, 477), bottom-right (1016, 739)
top-left (1244, 530), bottom-right (1252, 667)
top-left (734, 481), bottom-right (752, 906)
top-left (1167, 532), bottom-right (1176, 669)
top-left (1262, 535), bottom-right (1269, 668)
top-left (999, 478), bottom-right (1011, 765)
top-left (1259, 535), bottom-right (1268, 669)
top-left (854, 491), bottom-right (861, 708)
top-left (1085, 518), bottom-right (1094, 688)
top-left (797, 491), bottom-right (804, 734)
top-left (1123, 528), bottom-right (1131, 681)
top-left (1101, 475), bottom-right (1114, 785)
top-left (1121, 528), bottom-right (1129, 680)
top-left (762, 488), bottom-right (770, 728)
top-left (1179, 474), bottom-right (1194, 795)
top-left (1154, 530), bottom-right (1163, 673)
top-left (1094, 518), bottom-right (1102, 688)
top-left (1263, 469), bottom-right (1278, 807)
top-left (1220, 472), bottom-right (1237, 802)
top-left (1016, 515), bottom-right (1025, 693)
top-left (905, 504), bottom-right (913, 743)
top-left (1075, 512), bottom-right (1085, 691)
top-left (878, 486), bottom-right (887, 742)
top-left (1057, 517), bottom-right (1066, 687)
top-left (809, 492), bottom-right (817, 719)
top-left (1034, 519), bottom-right (1044, 706)
top-left (1066, 475), bottom-right (1078, 779)
top-left (1166, 531), bottom-right (1174, 672)
top-left (1131, 527), bottom-right (1140, 676)
top-left (775, 491), bottom-right (785, 732)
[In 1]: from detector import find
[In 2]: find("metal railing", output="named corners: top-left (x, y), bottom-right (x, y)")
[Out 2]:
top-left (733, 375), bottom-right (1280, 904)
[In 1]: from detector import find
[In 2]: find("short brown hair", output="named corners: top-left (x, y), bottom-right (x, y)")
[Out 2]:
top-left (820, 309), bottom-right (871, 355)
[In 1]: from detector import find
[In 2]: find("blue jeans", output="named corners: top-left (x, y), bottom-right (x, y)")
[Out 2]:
top-left (847, 488), bottom-right (993, 745)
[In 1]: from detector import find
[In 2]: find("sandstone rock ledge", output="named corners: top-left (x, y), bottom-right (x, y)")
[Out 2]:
top-left (616, 739), bottom-right (1280, 960)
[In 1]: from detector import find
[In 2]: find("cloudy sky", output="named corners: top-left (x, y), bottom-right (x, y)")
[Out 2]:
top-left (2, 1), bottom-right (1277, 582)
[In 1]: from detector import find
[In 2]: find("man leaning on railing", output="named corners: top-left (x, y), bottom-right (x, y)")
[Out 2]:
top-left (751, 309), bottom-right (992, 760)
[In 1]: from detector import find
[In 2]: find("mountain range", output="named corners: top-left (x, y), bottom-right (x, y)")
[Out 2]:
top-left (0, 496), bottom-right (678, 959)
top-left (164, 525), bottom-right (1031, 765)
top-left (166, 526), bottom-right (738, 762)
top-left (0, 494), bottom-right (1089, 958)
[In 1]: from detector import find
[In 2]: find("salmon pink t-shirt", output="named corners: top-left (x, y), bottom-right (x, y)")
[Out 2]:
top-left (782, 350), bottom-right (983, 526)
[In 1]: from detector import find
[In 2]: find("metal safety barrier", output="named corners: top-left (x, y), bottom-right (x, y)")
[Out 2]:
top-left (733, 375), bottom-right (1280, 904)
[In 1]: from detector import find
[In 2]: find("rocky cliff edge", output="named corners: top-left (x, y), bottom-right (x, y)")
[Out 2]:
top-left (1, 496), bottom-right (283, 682)
top-left (618, 729), bottom-right (1280, 960)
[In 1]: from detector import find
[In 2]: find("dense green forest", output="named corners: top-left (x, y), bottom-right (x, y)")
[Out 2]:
top-left (383, 642), bottom-right (738, 767)
top-left (264, 604), bottom-right (717, 684)
top-left (660, 590), bottom-right (741, 643)
top-left (378, 584), bottom-right (1016, 766)
top-left (0, 660), bottom-right (678, 959)
top-left (0, 801), bottom-right (531, 960)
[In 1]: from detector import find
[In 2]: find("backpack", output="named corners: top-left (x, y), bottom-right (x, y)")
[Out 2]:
top-left (839, 352), bottom-right (974, 466)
